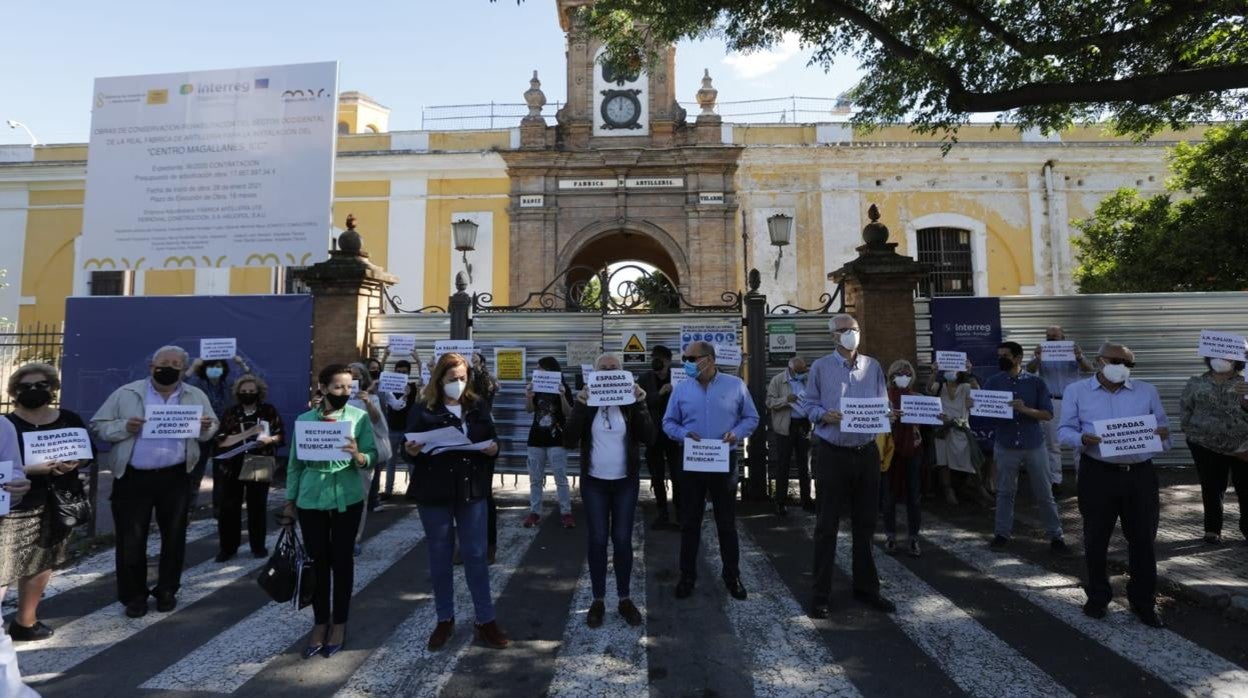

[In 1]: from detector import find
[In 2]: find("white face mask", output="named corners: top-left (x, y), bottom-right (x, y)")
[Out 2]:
top-left (1210, 358), bottom-right (1236, 374)
top-left (1100, 363), bottom-right (1130, 384)
top-left (943, 371), bottom-right (959, 382)
top-left (443, 379), bottom-right (467, 400)
top-left (838, 329), bottom-right (861, 351)
top-left (893, 375), bottom-right (912, 389)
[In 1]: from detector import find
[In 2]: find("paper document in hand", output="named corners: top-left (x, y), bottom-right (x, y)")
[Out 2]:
top-left (142, 405), bottom-right (203, 439)
top-left (430, 440), bottom-right (496, 455)
top-left (531, 369), bottom-right (563, 394)
top-left (1093, 414), bottom-right (1163, 457)
top-left (1039, 341), bottom-right (1075, 362)
top-left (1198, 330), bottom-right (1248, 361)
top-left (407, 426), bottom-right (471, 452)
top-left (200, 338), bottom-right (236, 360)
top-left (935, 350), bottom-right (968, 372)
top-left (377, 371), bottom-right (409, 394)
top-left (0, 461), bottom-right (11, 517)
top-left (22, 427), bottom-right (93, 466)
top-left (969, 390), bottom-right (1014, 419)
top-left (840, 397), bottom-right (892, 433)
top-left (900, 395), bottom-right (943, 426)
top-left (588, 370), bottom-right (635, 406)
top-left (683, 438), bottom-right (730, 473)
top-left (295, 421), bottom-right (353, 461)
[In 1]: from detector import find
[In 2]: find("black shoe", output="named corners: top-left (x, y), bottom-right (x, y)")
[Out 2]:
top-left (774, 501), bottom-right (788, 517)
top-left (586, 600), bottom-right (605, 628)
top-left (155, 591), bottom-right (177, 613)
top-left (674, 577), bottom-right (695, 599)
top-left (1050, 538), bottom-right (1070, 555)
top-left (853, 591), bottom-right (896, 613)
top-left (990, 535), bottom-right (1009, 550)
top-left (618, 598), bottom-right (643, 626)
top-left (7, 620), bottom-right (54, 642)
top-left (301, 642), bottom-right (325, 659)
top-left (214, 550), bottom-right (235, 563)
top-left (322, 630), bottom-right (346, 657)
top-left (252, 547), bottom-right (269, 559)
top-left (1130, 604), bottom-right (1166, 628)
top-left (125, 599), bottom-right (148, 618)
top-left (808, 599), bottom-right (831, 619)
top-left (1202, 532), bottom-right (1223, 545)
top-left (725, 578), bottom-right (748, 600)
top-left (1082, 601), bottom-right (1107, 619)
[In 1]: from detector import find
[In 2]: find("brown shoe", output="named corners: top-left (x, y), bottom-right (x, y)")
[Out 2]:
top-left (475, 620), bottom-right (510, 649)
top-left (427, 618), bottom-right (455, 651)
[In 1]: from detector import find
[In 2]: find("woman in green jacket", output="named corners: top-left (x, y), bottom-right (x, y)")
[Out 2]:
top-left (281, 364), bottom-right (378, 660)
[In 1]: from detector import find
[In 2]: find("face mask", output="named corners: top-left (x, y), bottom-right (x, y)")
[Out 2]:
top-left (1101, 363), bottom-right (1130, 384)
top-left (793, 372), bottom-right (807, 382)
top-left (369, 370), bottom-right (381, 380)
top-left (238, 392), bottom-right (259, 405)
top-left (651, 358), bottom-right (666, 371)
top-left (443, 379), bottom-right (467, 400)
top-left (943, 371), bottom-right (959, 383)
top-left (838, 329), bottom-right (861, 351)
top-left (1210, 358), bottom-right (1236, 374)
top-left (893, 375), bottom-right (912, 389)
top-left (683, 361), bottom-right (701, 378)
top-left (997, 356), bottom-right (1015, 371)
top-left (206, 366), bottom-right (224, 380)
top-left (153, 366), bottom-right (181, 386)
top-left (16, 388), bottom-right (52, 409)
top-left (324, 392), bottom-right (350, 411)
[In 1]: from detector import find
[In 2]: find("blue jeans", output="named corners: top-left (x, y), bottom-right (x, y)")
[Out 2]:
top-left (581, 475), bottom-right (639, 600)
top-left (418, 498), bottom-right (494, 623)
top-left (882, 452), bottom-right (922, 538)
top-left (994, 446), bottom-right (1063, 539)
top-left (385, 431), bottom-right (407, 494)
top-left (527, 446), bottom-right (571, 515)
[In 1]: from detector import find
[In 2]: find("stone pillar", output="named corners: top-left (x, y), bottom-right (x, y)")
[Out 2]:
top-left (742, 269), bottom-right (769, 501)
top-left (828, 205), bottom-right (929, 372)
top-left (449, 272), bottom-right (472, 340)
top-left (302, 215), bottom-right (398, 378)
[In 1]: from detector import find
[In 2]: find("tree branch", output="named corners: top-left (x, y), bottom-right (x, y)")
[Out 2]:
top-left (816, 0), bottom-right (968, 93)
top-left (949, 64), bottom-right (1248, 112)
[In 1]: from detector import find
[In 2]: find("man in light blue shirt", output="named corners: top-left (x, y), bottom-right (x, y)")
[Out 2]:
top-left (799, 314), bottom-right (896, 619)
top-left (1026, 325), bottom-right (1095, 491)
top-left (1058, 342), bottom-right (1171, 628)
top-left (662, 341), bottom-right (758, 602)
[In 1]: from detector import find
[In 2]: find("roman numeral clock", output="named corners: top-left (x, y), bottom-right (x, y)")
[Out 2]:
top-left (593, 47), bottom-right (648, 136)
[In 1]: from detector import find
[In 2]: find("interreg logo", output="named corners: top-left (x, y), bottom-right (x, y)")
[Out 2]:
top-left (179, 84), bottom-right (194, 95)
top-left (191, 81), bottom-right (252, 95)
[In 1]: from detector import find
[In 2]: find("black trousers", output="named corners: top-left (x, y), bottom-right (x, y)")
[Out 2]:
top-left (217, 473), bottom-right (270, 555)
top-left (1077, 455), bottom-right (1159, 608)
top-left (812, 440), bottom-right (880, 600)
top-left (678, 461), bottom-right (739, 583)
top-left (111, 465), bottom-right (191, 605)
top-left (647, 435), bottom-right (683, 519)
top-left (773, 420), bottom-right (812, 504)
top-left (1188, 441), bottom-right (1248, 539)
top-left (298, 502), bottom-right (364, 625)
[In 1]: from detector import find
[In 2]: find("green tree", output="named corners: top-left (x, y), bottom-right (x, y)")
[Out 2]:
top-left (631, 271), bottom-right (679, 313)
top-left (502, 1), bottom-right (1248, 140)
top-left (1073, 123), bottom-right (1248, 292)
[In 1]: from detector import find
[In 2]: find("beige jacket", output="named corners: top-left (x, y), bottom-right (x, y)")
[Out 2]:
top-left (89, 379), bottom-right (219, 479)
top-left (765, 370), bottom-right (806, 436)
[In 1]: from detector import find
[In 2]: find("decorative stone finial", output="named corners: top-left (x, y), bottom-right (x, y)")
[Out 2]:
top-left (454, 271), bottom-right (469, 293)
top-left (862, 204), bottom-right (890, 248)
top-left (696, 68), bottom-right (718, 116)
top-left (748, 268), bottom-right (761, 293)
top-left (524, 70), bottom-right (547, 119)
top-left (338, 213), bottom-right (362, 255)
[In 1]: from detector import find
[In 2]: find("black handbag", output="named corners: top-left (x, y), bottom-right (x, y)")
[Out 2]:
top-left (257, 526), bottom-right (315, 609)
top-left (41, 474), bottom-right (92, 546)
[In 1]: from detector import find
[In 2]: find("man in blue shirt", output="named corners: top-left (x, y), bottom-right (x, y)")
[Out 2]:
top-left (983, 341), bottom-right (1066, 552)
top-left (1058, 342), bottom-right (1171, 628)
top-left (1025, 325), bottom-right (1095, 494)
top-left (799, 314), bottom-right (896, 619)
top-left (662, 341), bottom-right (759, 601)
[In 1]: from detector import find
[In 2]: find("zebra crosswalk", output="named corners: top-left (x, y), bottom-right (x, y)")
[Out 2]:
top-left (12, 488), bottom-right (1248, 697)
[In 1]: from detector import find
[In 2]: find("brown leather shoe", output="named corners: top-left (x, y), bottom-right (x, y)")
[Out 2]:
top-left (475, 620), bottom-right (510, 649)
top-left (427, 618), bottom-right (455, 651)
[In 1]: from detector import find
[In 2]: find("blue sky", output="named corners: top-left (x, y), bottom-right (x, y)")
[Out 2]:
top-left (1, 0), bottom-right (863, 145)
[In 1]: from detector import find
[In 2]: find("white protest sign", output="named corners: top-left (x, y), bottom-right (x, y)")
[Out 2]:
top-left (1039, 340), bottom-right (1076, 362)
top-left (350, 379), bottom-right (360, 398)
top-left (0, 461), bottom-right (11, 517)
top-left (387, 335), bottom-right (417, 356)
top-left (935, 350), bottom-right (968, 372)
top-left (295, 421), bottom-right (353, 461)
top-left (420, 365), bottom-right (432, 386)
top-left (142, 404), bottom-right (203, 439)
top-left (531, 369), bottom-right (563, 395)
top-left (839, 397), bottom-right (892, 433)
top-left (681, 323), bottom-right (739, 352)
top-left (434, 340), bottom-right (475, 363)
top-left (81, 62), bottom-right (338, 273)
top-left (714, 343), bottom-right (743, 368)
top-left (377, 371), bottom-right (408, 394)
top-left (1198, 330), bottom-right (1248, 362)
top-left (900, 395), bottom-right (944, 426)
top-left (22, 427), bottom-right (93, 466)
top-left (199, 338), bottom-right (237, 361)
top-left (587, 370), bottom-right (636, 406)
top-left (670, 368), bottom-right (690, 388)
top-left (683, 438), bottom-right (730, 473)
top-left (969, 390), bottom-right (1014, 419)
top-left (1094, 414), bottom-right (1164, 457)
top-left (580, 364), bottom-right (594, 380)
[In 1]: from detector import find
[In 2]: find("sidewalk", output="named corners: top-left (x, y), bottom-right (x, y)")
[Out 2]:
top-left (1013, 466), bottom-right (1248, 623)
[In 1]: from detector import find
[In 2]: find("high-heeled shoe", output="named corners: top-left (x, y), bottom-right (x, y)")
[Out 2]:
top-left (322, 628), bottom-right (346, 657)
top-left (302, 626), bottom-right (327, 659)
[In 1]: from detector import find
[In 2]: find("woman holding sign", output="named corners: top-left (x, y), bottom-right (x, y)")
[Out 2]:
top-left (281, 364), bottom-right (378, 659)
top-left (0, 416), bottom-right (35, 696)
top-left (564, 353), bottom-right (653, 628)
top-left (883, 360), bottom-right (924, 557)
top-left (213, 374), bottom-right (284, 562)
top-left (1180, 355), bottom-right (1248, 545)
top-left (404, 352), bottom-right (509, 651)
top-left (3, 363), bottom-right (86, 641)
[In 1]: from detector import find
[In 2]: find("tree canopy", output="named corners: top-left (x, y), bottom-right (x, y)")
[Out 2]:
top-left (1072, 122), bottom-right (1248, 292)
top-left (504, 0), bottom-right (1248, 139)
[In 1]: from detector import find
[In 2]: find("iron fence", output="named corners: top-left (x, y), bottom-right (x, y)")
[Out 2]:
top-left (0, 323), bottom-right (63, 413)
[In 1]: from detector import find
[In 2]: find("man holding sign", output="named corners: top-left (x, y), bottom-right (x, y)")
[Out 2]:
top-left (982, 342), bottom-right (1066, 554)
top-left (90, 345), bottom-right (218, 618)
top-left (1059, 342), bottom-right (1171, 628)
top-left (799, 314), bottom-right (897, 619)
top-left (662, 341), bottom-right (758, 601)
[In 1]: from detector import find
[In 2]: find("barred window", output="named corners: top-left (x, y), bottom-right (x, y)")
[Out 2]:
top-left (916, 227), bottom-right (974, 297)
top-left (283, 266), bottom-right (311, 294)
top-left (89, 270), bottom-right (130, 296)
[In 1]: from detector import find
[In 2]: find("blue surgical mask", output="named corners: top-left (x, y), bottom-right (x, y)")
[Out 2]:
top-left (683, 361), bottom-right (700, 378)
top-left (206, 366), bottom-right (224, 380)
top-left (793, 372), bottom-right (807, 382)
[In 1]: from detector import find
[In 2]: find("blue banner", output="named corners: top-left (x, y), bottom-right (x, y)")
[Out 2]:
top-left (930, 297), bottom-right (1002, 451)
top-left (61, 295), bottom-right (313, 455)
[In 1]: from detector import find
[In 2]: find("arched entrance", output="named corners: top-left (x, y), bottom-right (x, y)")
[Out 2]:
top-left (558, 220), bottom-right (689, 296)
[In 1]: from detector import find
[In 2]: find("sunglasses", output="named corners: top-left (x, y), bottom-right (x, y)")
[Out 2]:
top-left (1100, 357), bottom-right (1136, 368)
top-left (681, 354), bottom-right (707, 363)
top-left (16, 381), bottom-right (51, 393)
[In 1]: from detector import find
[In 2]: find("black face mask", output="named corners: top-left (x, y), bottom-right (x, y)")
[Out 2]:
top-left (651, 358), bottom-right (666, 371)
top-left (153, 366), bottom-right (181, 386)
top-left (238, 393), bottom-right (259, 405)
top-left (16, 388), bottom-right (52, 409)
top-left (324, 392), bottom-right (350, 411)
top-left (368, 370), bottom-right (381, 380)
top-left (997, 356), bottom-right (1016, 371)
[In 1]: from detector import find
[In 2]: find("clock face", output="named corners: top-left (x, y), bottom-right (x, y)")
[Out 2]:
top-left (601, 92), bottom-right (641, 129)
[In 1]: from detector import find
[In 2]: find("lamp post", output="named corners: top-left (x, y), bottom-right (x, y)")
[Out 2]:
top-left (767, 213), bottom-right (793, 279)
top-left (452, 218), bottom-right (479, 284)
top-left (4, 120), bottom-right (38, 146)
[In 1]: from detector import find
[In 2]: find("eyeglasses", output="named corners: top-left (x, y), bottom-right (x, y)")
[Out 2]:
top-left (16, 381), bottom-right (50, 393)
top-left (1100, 357), bottom-right (1136, 368)
top-left (681, 355), bottom-right (707, 363)
top-left (601, 407), bottom-right (613, 430)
